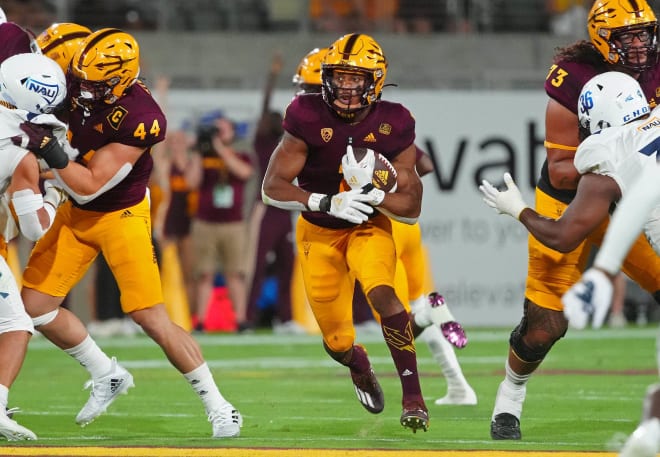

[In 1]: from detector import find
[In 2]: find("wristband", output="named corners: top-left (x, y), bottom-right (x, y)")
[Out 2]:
top-left (40, 140), bottom-right (69, 169)
top-left (308, 193), bottom-right (330, 212)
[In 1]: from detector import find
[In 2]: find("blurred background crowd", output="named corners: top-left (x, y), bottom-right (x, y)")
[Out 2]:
top-left (2, 0), bottom-right (591, 35)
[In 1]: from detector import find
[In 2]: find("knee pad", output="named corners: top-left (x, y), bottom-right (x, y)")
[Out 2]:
top-left (32, 309), bottom-right (59, 327)
top-left (509, 299), bottom-right (566, 363)
top-left (323, 341), bottom-right (352, 366)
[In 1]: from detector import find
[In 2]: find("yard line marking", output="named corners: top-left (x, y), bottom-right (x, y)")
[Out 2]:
top-left (0, 448), bottom-right (620, 456)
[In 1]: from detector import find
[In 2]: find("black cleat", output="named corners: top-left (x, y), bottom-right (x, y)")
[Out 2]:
top-left (400, 402), bottom-right (429, 433)
top-left (491, 413), bottom-right (521, 440)
top-left (350, 366), bottom-right (384, 414)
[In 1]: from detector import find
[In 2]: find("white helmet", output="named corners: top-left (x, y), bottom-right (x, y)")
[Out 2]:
top-left (578, 71), bottom-right (650, 135)
top-left (0, 53), bottom-right (66, 114)
top-left (0, 7), bottom-right (6, 24)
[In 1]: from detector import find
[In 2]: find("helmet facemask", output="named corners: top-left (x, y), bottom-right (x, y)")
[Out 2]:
top-left (607, 24), bottom-right (658, 71)
top-left (321, 67), bottom-right (377, 120)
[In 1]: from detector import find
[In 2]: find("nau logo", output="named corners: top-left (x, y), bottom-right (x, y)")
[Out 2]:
top-left (363, 132), bottom-right (376, 142)
top-left (23, 76), bottom-right (60, 106)
top-left (378, 123), bottom-right (391, 135)
top-left (321, 128), bottom-right (333, 142)
top-left (107, 106), bottom-right (128, 131)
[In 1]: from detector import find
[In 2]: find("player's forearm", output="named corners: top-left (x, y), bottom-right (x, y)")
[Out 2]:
top-left (519, 210), bottom-right (582, 253)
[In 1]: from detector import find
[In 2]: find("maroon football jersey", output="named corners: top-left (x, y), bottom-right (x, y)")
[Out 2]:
top-left (67, 81), bottom-right (167, 212)
top-left (542, 58), bottom-right (660, 201)
top-left (0, 22), bottom-right (36, 63)
top-left (545, 59), bottom-right (660, 114)
top-left (283, 94), bottom-right (415, 229)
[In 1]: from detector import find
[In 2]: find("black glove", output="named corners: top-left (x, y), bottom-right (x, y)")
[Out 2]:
top-left (11, 122), bottom-right (69, 169)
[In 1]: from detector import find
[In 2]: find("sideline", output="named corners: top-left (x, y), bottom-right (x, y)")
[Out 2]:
top-left (1, 448), bottom-right (618, 456)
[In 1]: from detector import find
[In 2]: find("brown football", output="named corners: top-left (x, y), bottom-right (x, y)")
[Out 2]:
top-left (351, 147), bottom-right (398, 192)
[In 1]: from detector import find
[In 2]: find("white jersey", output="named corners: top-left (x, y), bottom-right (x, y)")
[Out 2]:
top-left (575, 107), bottom-right (660, 254)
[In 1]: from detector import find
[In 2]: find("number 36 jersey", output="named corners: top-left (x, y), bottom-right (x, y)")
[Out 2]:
top-left (67, 81), bottom-right (167, 212)
top-left (575, 106), bottom-right (660, 252)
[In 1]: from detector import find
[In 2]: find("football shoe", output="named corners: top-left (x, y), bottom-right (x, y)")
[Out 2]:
top-left (76, 357), bottom-right (134, 426)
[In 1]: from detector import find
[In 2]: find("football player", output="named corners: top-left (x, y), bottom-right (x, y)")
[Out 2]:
top-left (36, 22), bottom-right (92, 74)
top-left (294, 45), bottom-right (477, 406)
top-left (263, 33), bottom-right (428, 432)
top-left (0, 52), bottom-right (71, 441)
top-left (485, 0), bottom-right (660, 440)
top-left (15, 29), bottom-right (242, 438)
top-left (480, 71), bottom-right (660, 455)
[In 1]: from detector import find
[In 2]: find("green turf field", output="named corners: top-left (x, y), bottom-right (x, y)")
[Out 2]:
top-left (3, 326), bottom-right (658, 453)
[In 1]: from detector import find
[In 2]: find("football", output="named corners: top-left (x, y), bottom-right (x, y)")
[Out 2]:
top-left (351, 147), bottom-right (398, 192)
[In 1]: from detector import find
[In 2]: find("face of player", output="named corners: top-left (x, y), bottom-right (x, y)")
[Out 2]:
top-left (329, 70), bottom-right (366, 110)
top-left (613, 27), bottom-right (654, 68)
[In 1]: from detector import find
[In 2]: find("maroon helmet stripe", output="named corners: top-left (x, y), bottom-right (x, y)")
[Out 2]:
top-left (341, 34), bottom-right (360, 60)
top-left (41, 31), bottom-right (89, 55)
top-left (75, 28), bottom-right (122, 70)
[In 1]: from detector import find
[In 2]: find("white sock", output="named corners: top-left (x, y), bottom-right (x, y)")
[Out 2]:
top-left (411, 295), bottom-right (432, 328)
top-left (420, 325), bottom-right (469, 391)
top-left (64, 334), bottom-right (113, 379)
top-left (492, 360), bottom-right (530, 420)
top-left (0, 384), bottom-right (7, 413)
top-left (183, 363), bottom-right (228, 414)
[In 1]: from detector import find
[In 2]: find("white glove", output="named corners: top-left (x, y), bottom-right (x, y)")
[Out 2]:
top-left (308, 189), bottom-right (373, 224)
top-left (562, 268), bottom-right (614, 330)
top-left (341, 145), bottom-right (375, 190)
top-left (479, 172), bottom-right (528, 219)
top-left (328, 189), bottom-right (374, 224)
top-left (43, 179), bottom-right (68, 209)
top-left (360, 184), bottom-right (385, 206)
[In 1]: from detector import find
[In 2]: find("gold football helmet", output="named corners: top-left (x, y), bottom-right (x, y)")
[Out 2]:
top-left (321, 33), bottom-right (388, 118)
top-left (36, 23), bottom-right (91, 73)
top-left (70, 28), bottom-right (140, 110)
top-left (292, 47), bottom-right (328, 95)
top-left (588, 0), bottom-right (658, 71)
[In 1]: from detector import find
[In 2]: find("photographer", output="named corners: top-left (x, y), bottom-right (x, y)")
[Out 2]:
top-left (186, 114), bottom-right (254, 332)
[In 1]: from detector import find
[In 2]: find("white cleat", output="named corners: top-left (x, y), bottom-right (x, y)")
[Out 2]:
top-left (435, 385), bottom-right (478, 406)
top-left (76, 357), bottom-right (134, 426)
top-left (619, 418), bottom-right (660, 457)
top-left (0, 413), bottom-right (36, 441)
top-left (210, 403), bottom-right (242, 438)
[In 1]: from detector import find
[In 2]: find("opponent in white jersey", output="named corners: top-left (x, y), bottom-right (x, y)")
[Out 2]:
top-left (0, 52), bottom-right (69, 441)
top-left (481, 71), bottom-right (660, 457)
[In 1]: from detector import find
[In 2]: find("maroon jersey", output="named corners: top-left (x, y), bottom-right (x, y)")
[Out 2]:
top-left (0, 22), bottom-right (36, 63)
top-left (541, 58), bottom-right (660, 202)
top-left (254, 127), bottom-right (281, 202)
top-left (195, 152), bottom-right (252, 223)
top-left (283, 94), bottom-right (415, 229)
top-left (67, 81), bottom-right (167, 212)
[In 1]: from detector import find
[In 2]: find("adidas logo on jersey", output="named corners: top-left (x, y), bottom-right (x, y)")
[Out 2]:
top-left (120, 210), bottom-right (133, 218)
top-left (402, 369), bottom-right (413, 376)
top-left (363, 133), bottom-right (376, 142)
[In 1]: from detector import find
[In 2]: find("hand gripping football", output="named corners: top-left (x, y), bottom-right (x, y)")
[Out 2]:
top-left (351, 147), bottom-right (398, 192)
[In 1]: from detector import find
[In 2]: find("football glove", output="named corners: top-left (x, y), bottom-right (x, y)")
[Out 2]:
top-left (308, 189), bottom-right (373, 224)
top-left (479, 172), bottom-right (528, 219)
top-left (43, 179), bottom-right (68, 209)
top-left (342, 145), bottom-right (375, 190)
top-left (12, 122), bottom-right (69, 169)
top-left (360, 183), bottom-right (385, 206)
top-left (562, 268), bottom-right (614, 330)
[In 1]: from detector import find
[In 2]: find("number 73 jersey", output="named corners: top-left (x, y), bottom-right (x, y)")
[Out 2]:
top-left (67, 80), bottom-right (167, 212)
top-left (575, 105), bottom-right (660, 253)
